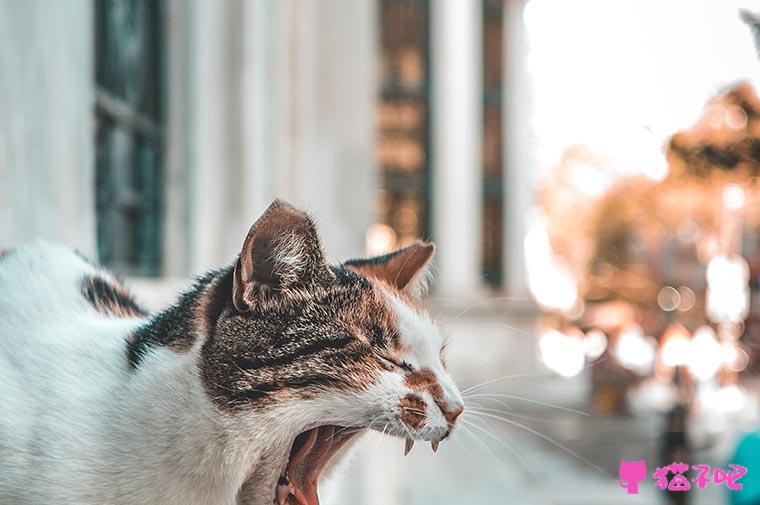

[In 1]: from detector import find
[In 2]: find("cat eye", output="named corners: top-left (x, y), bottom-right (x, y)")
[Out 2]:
top-left (379, 355), bottom-right (413, 372)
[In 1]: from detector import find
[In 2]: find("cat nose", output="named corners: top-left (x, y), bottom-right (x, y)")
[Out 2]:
top-left (444, 404), bottom-right (464, 425)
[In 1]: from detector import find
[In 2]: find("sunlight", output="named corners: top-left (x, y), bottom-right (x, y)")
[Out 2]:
top-left (525, 0), bottom-right (760, 171)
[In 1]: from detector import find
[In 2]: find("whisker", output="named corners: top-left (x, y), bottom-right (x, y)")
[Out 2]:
top-left (458, 423), bottom-right (512, 478)
top-left (398, 418), bottom-right (417, 440)
top-left (401, 407), bottom-right (427, 416)
top-left (461, 357), bottom-right (608, 395)
top-left (464, 393), bottom-right (589, 417)
top-left (445, 344), bottom-right (495, 365)
top-left (461, 418), bottom-right (538, 482)
top-left (364, 423), bottom-right (388, 505)
top-left (461, 373), bottom-right (551, 395)
top-left (466, 397), bottom-right (513, 413)
top-left (450, 430), bottom-right (477, 468)
top-left (438, 296), bottom-right (537, 328)
top-left (461, 321), bottom-right (537, 338)
top-left (464, 379), bottom-right (553, 393)
top-left (466, 406), bottom-right (566, 426)
top-left (465, 410), bottom-right (607, 476)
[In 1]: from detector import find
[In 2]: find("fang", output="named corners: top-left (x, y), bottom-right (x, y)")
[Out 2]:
top-left (404, 438), bottom-right (414, 456)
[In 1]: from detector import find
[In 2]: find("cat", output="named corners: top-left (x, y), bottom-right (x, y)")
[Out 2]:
top-left (0, 199), bottom-right (464, 505)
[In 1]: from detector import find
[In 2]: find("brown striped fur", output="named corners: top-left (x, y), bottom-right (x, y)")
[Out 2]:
top-left (399, 393), bottom-right (428, 430)
top-left (81, 274), bottom-right (149, 319)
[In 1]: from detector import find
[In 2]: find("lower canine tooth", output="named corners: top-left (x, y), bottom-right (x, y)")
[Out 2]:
top-left (431, 440), bottom-right (439, 452)
top-left (404, 438), bottom-right (414, 456)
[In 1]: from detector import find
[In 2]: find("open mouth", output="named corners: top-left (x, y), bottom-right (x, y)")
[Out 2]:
top-left (277, 425), bottom-right (359, 505)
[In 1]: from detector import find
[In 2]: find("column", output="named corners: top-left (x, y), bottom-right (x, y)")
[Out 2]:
top-left (241, 0), bottom-right (377, 263)
top-left (432, 0), bottom-right (484, 299)
top-left (503, 0), bottom-right (533, 297)
top-left (0, 0), bottom-right (95, 254)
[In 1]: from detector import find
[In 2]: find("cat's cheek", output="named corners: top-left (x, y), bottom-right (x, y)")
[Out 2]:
top-left (361, 371), bottom-right (411, 424)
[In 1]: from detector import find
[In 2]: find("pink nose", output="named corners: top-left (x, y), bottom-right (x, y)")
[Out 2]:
top-left (444, 404), bottom-right (464, 425)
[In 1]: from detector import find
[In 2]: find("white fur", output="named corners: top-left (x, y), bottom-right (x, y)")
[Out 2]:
top-left (0, 241), bottom-right (462, 504)
top-left (380, 290), bottom-right (464, 440)
top-left (272, 232), bottom-right (308, 287)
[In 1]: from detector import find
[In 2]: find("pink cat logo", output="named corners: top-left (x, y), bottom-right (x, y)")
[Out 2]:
top-left (619, 460), bottom-right (647, 494)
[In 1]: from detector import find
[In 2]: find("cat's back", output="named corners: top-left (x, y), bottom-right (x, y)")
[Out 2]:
top-left (0, 239), bottom-right (146, 333)
top-left (0, 241), bottom-right (95, 323)
top-left (0, 240), bottom-right (147, 381)
top-left (0, 241), bottom-right (148, 502)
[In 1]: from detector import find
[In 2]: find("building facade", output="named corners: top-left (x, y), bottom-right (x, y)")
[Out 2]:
top-left (0, 0), bottom-right (534, 299)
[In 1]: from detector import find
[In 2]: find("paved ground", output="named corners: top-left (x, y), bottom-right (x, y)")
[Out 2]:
top-left (328, 302), bottom-right (751, 505)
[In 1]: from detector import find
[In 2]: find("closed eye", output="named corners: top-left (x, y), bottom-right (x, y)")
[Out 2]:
top-left (379, 355), bottom-right (413, 372)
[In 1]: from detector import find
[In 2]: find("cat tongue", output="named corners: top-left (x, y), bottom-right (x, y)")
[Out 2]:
top-left (284, 426), bottom-right (353, 505)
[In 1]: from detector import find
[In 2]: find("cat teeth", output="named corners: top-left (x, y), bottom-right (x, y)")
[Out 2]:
top-left (431, 440), bottom-right (439, 453)
top-left (276, 482), bottom-right (292, 505)
top-left (404, 438), bottom-right (414, 456)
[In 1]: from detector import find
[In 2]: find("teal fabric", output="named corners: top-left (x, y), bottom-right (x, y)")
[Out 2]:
top-left (731, 431), bottom-right (760, 505)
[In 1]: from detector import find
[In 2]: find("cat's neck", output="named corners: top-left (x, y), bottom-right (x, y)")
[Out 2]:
top-left (106, 344), bottom-right (293, 504)
top-left (126, 265), bottom-right (234, 369)
top-left (103, 266), bottom-right (292, 504)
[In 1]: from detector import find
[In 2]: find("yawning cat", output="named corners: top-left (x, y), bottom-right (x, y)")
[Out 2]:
top-left (0, 200), bottom-right (464, 505)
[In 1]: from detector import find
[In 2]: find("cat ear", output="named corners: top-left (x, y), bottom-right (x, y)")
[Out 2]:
top-left (233, 200), bottom-right (328, 312)
top-left (344, 241), bottom-right (435, 297)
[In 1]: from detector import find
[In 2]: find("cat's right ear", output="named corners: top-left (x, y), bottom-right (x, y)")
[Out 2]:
top-left (232, 200), bottom-right (327, 312)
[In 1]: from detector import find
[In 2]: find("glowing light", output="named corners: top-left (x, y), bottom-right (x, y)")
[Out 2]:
top-left (567, 161), bottom-right (613, 197)
top-left (562, 298), bottom-right (585, 320)
top-left (629, 378), bottom-right (679, 413)
top-left (657, 286), bottom-right (680, 312)
top-left (524, 220), bottom-right (578, 311)
top-left (676, 220), bottom-right (700, 244)
top-left (677, 286), bottom-right (696, 312)
top-left (584, 329), bottom-right (607, 360)
top-left (699, 384), bottom-right (748, 414)
top-left (611, 127), bottom-right (669, 182)
top-left (538, 329), bottom-right (585, 378)
top-left (365, 223), bottom-right (396, 256)
top-left (721, 342), bottom-right (749, 372)
top-left (524, 0), bottom-right (760, 175)
top-left (723, 184), bottom-right (746, 211)
top-left (614, 325), bottom-right (656, 376)
top-left (725, 106), bottom-right (748, 131)
top-left (706, 254), bottom-right (749, 323)
top-left (660, 325), bottom-right (692, 367)
top-left (719, 321), bottom-right (745, 340)
top-left (688, 326), bottom-right (723, 381)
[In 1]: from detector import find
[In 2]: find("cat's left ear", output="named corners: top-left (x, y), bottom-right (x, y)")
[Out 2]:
top-left (344, 241), bottom-right (435, 298)
top-left (233, 200), bottom-right (329, 312)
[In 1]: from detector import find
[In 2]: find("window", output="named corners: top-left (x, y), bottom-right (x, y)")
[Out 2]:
top-left (94, 0), bottom-right (164, 276)
top-left (375, 0), bottom-right (432, 250)
top-left (482, 0), bottom-right (505, 286)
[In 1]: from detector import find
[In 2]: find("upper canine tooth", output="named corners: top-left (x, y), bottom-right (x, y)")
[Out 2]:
top-left (404, 438), bottom-right (414, 456)
top-left (431, 440), bottom-right (439, 452)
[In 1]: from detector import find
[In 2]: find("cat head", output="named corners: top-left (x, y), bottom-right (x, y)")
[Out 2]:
top-left (199, 200), bottom-right (463, 504)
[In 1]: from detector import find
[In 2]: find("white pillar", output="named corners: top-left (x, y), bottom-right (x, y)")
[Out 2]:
top-left (503, 0), bottom-right (533, 297)
top-left (241, 0), bottom-right (297, 222)
top-left (242, 0), bottom-right (377, 263)
top-left (0, 0), bottom-right (95, 254)
top-left (290, 0), bottom-right (377, 262)
top-left (167, 0), bottom-right (251, 276)
top-left (432, 0), bottom-right (484, 299)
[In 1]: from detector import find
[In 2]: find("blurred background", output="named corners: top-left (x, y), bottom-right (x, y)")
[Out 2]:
top-left (3, 0), bottom-right (760, 503)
